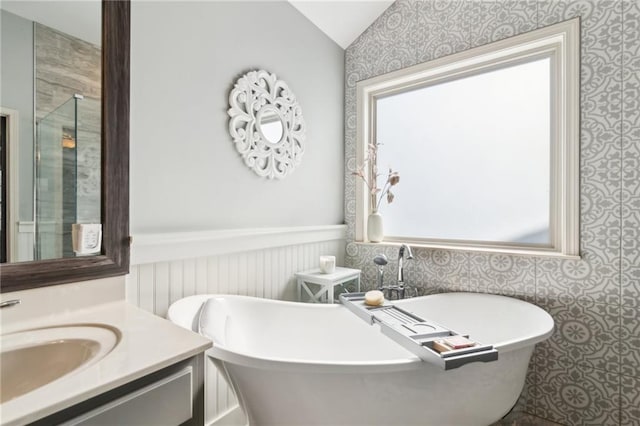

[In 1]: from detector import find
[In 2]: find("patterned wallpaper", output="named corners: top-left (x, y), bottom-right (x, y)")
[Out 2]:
top-left (344, 1), bottom-right (639, 425)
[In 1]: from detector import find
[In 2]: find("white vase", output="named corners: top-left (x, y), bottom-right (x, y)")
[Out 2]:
top-left (367, 211), bottom-right (384, 243)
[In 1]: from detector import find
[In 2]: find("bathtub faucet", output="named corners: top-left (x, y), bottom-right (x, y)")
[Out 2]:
top-left (371, 246), bottom-right (415, 300)
top-left (396, 244), bottom-right (414, 298)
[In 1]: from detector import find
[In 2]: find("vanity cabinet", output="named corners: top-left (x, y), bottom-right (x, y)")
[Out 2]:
top-left (31, 355), bottom-right (204, 426)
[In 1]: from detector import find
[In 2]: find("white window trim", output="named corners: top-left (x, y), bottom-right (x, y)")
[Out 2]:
top-left (355, 18), bottom-right (580, 258)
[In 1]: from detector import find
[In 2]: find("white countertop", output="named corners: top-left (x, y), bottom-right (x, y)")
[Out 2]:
top-left (0, 299), bottom-right (211, 425)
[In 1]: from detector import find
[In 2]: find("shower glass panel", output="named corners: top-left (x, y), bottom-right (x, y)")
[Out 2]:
top-left (35, 95), bottom-right (101, 260)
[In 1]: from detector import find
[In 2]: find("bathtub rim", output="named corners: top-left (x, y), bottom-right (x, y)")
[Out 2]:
top-left (169, 294), bottom-right (423, 373)
top-left (393, 292), bottom-right (555, 353)
top-left (208, 343), bottom-right (423, 374)
top-left (168, 292), bottom-right (553, 374)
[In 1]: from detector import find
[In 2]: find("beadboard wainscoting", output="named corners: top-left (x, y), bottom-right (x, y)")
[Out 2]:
top-left (126, 225), bottom-right (347, 425)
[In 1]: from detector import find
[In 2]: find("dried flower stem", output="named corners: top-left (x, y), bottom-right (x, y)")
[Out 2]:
top-left (351, 142), bottom-right (400, 213)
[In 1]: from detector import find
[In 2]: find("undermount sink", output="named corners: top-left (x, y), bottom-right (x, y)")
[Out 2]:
top-left (0, 325), bottom-right (120, 403)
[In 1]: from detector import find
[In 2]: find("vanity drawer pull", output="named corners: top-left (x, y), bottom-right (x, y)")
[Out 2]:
top-left (0, 299), bottom-right (21, 309)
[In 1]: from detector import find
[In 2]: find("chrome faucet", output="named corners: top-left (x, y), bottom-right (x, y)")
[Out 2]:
top-left (396, 244), bottom-right (414, 298)
top-left (370, 246), bottom-right (415, 300)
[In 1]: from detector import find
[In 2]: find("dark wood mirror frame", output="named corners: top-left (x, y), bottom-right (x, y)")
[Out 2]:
top-left (0, 0), bottom-right (130, 292)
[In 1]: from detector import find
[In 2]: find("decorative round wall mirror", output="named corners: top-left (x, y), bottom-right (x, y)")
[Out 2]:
top-left (228, 70), bottom-right (306, 179)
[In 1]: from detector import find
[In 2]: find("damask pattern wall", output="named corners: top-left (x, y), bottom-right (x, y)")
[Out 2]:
top-left (344, 1), bottom-right (639, 424)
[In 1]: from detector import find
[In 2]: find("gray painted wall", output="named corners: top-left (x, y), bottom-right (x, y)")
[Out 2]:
top-left (344, 1), bottom-right (639, 425)
top-left (0, 10), bottom-right (34, 221)
top-left (130, 1), bottom-right (345, 234)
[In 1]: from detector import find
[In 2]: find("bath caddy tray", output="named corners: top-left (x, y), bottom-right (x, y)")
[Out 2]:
top-left (339, 293), bottom-right (498, 370)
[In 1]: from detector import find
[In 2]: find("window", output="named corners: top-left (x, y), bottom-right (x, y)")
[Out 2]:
top-left (355, 18), bottom-right (580, 257)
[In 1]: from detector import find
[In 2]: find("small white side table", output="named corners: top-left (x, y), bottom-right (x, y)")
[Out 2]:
top-left (295, 267), bottom-right (361, 303)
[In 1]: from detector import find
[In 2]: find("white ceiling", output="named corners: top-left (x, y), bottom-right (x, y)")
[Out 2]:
top-left (289, 1), bottom-right (393, 49)
top-left (0, 1), bottom-right (391, 51)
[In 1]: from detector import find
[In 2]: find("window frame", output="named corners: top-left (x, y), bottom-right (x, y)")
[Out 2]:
top-left (355, 18), bottom-right (580, 258)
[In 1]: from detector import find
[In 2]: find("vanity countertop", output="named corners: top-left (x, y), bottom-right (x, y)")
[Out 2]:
top-left (0, 300), bottom-right (212, 426)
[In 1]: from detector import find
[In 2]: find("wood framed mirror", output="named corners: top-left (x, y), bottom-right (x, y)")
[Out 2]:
top-left (0, 0), bottom-right (129, 292)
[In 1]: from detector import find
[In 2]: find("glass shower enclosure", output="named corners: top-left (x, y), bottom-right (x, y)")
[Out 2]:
top-left (35, 94), bottom-right (101, 260)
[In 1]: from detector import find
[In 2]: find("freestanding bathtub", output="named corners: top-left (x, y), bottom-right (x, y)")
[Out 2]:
top-left (168, 292), bottom-right (554, 426)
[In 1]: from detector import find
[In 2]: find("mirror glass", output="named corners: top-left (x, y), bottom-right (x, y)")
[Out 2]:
top-left (0, 1), bottom-right (101, 263)
top-left (377, 57), bottom-right (551, 244)
top-left (259, 110), bottom-right (284, 144)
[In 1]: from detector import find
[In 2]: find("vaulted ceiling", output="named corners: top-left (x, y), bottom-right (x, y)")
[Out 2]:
top-left (289, 1), bottom-right (394, 49)
top-left (0, 1), bottom-right (393, 50)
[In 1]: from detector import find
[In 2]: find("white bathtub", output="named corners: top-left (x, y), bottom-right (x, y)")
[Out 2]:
top-left (168, 292), bottom-right (553, 426)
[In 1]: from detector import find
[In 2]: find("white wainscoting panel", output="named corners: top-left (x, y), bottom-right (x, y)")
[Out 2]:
top-left (126, 225), bottom-right (346, 424)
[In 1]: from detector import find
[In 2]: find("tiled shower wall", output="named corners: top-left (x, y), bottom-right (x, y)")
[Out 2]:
top-left (344, 1), bottom-right (639, 424)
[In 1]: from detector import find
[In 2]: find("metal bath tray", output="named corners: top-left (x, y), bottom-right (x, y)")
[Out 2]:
top-left (339, 292), bottom-right (498, 370)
